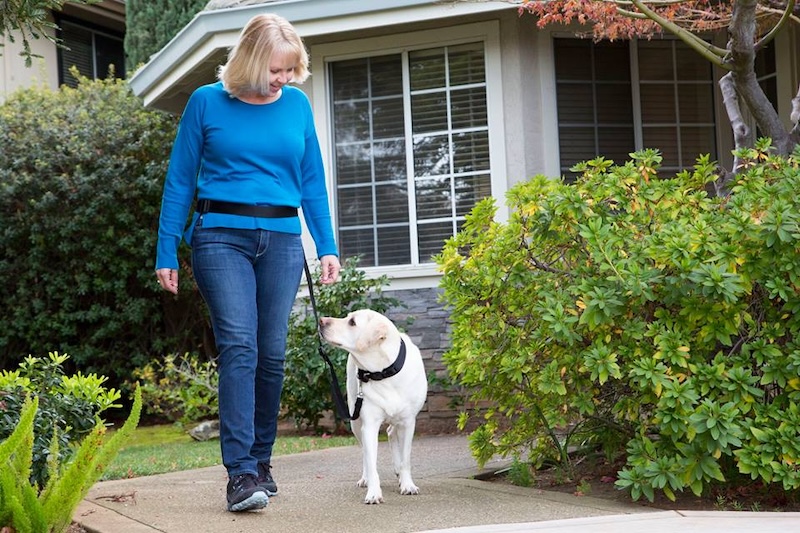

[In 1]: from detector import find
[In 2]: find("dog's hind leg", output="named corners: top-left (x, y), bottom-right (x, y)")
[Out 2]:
top-left (393, 422), bottom-right (420, 495)
top-left (387, 425), bottom-right (402, 478)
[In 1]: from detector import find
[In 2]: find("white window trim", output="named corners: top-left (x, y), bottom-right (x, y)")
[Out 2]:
top-left (311, 21), bottom-right (507, 284)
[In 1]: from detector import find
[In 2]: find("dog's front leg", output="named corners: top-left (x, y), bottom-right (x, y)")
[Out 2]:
top-left (360, 419), bottom-right (384, 504)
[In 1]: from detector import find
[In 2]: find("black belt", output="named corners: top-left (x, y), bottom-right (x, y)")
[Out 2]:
top-left (196, 199), bottom-right (297, 218)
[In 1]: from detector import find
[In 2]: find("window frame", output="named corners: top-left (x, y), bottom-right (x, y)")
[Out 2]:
top-left (311, 21), bottom-right (506, 282)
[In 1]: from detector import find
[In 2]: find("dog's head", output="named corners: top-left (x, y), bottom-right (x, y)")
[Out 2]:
top-left (319, 309), bottom-right (396, 357)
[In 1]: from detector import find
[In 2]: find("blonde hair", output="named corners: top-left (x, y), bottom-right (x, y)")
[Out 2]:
top-left (218, 13), bottom-right (309, 97)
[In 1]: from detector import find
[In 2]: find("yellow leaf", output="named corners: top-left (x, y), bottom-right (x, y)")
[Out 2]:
top-left (576, 300), bottom-right (586, 310)
top-left (678, 346), bottom-right (690, 353)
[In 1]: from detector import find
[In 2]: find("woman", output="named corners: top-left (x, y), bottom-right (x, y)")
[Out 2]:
top-left (155, 13), bottom-right (340, 512)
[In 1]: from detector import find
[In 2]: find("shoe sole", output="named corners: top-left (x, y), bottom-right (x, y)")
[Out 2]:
top-left (260, 485), bottom-right (278, 497)
top-left (228, 491), bottom-right (268, 512)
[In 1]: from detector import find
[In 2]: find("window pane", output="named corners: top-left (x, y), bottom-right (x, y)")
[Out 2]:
top-left (413, 134), bottom-right (450, 176)
top-left (594, 41), bottom-right (630, 82)
top-left (371, 55), bottom-right (403, 97)
top-left (412, 92), bottom-right (448, 134)
top-left (596, 84), bottom-right (633, 123)
top-left (597, 127), bottom-right (635, 163)
top-left (335, 143), bottom-right (371, 186)
top-left (60, 24), bottom-right (94, 87)
top-left (638, 41), bottom-right (674, 81)
top-left (554, 40), bottom-right (591, 81)
top-left (334, 101), bottom-right (369, 139)
top-left (451, 87), bottom-right (488, 129)
top-left (331, 59), bottom-right (369, 100)
top-left (557, 83), bottom-right (594, 123)
top-left (640, 84), bottom-right (677, 123)
top-left (373, 97), bottom-right (405, 138)
top-left (339, 228), bottom-right (375, 267)
top-left (418, 221), bottom-right (454, 263)
top-left (558, 127), bottom-right (597, 169)
top-left (642, 127), bottom-right (679, 168)
top-left (373, 140), bottom-right (406, 183)
top-left (680, 127), bottom-right (716, 166)
top-left (453, 131), bottom-right (490, 173)
top-left (95, 33), bottom-right (125, 78)
top-left (678, 84), bottom-right (714, 123)
top-left (416, 176), bottom-right (452, 219)
top-left (377, 226), bottom-right (411, 265)
top-left (675, 46), bottom-right (710, 80)
top-left (410, 48), bottom-right (446, 90)
top-left (376, 183), bottom-right (409, 224)
top-left (449, 42), bottom-right (485, 85)
top-left (455, 174), bottom-right (491, 217)
top-left (337, 186), bottom-right (374, 226)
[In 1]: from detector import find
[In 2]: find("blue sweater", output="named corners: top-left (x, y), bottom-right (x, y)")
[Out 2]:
top-left (156, 82), bottom-right (338, 270)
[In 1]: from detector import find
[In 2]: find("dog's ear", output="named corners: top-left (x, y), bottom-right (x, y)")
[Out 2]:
top-left (355, 321), bottom-right (389, 352)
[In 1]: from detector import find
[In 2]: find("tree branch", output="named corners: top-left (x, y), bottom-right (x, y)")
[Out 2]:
top-left (628, 0), bottom-right (730, 68)
top-left (755, 0), bottom-right (796, 50)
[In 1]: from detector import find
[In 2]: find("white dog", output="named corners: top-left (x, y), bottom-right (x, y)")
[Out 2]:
top-left (319, 309), bottom-right (427, 504)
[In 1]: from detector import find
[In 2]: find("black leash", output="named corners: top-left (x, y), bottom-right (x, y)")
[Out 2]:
top-left (303, 260), bottom-right (360, 421)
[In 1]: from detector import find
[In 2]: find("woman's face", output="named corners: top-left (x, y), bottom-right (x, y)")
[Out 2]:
top-left (267, 50), bottom-right (296, 97)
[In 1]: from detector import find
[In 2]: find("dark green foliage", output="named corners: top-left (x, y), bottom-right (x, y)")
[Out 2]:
top-left (0, 75), bottom-right (209, 384)
top-left (125, 0), bottom-right (209, 70)
top-left (437, 142), bottom-right (800, 502)
top-left (283, 257), bottom-right (406, 433)
top-left (0, 352), bottom-right (121, 489)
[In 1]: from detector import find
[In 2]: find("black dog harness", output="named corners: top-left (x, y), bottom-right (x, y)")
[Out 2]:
top-left (350, 339), bottom-right (407, 420)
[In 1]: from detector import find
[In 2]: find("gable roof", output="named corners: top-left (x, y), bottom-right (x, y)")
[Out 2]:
top-left (128, 0), bottom-right (513, 113)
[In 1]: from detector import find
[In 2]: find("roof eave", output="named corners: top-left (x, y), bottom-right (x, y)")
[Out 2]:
top-left (128, 0), bottom-right (514, 111)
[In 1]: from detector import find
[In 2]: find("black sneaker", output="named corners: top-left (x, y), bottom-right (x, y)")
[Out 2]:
top-left (226, 473), bottom-right (268, 512)
top-left (257, 463), bottom-right (278, 496)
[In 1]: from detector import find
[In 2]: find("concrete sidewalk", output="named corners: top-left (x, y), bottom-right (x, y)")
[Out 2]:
top-left (73, 435), bottom-right (799, 533)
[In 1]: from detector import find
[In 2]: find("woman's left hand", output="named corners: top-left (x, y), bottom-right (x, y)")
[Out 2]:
top-left (319, 255), bottom-right (341, 285)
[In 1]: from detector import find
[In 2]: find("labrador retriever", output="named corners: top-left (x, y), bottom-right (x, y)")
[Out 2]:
top-left (319, 309), bottom-right (427, 504)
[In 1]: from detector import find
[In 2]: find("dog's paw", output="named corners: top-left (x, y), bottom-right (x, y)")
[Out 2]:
top-left (364, 490), bottom-right (384, 504)
top-left (356, 477), bottom-right (367, 488)
top-left (399, 482), bottom-right (420, 495)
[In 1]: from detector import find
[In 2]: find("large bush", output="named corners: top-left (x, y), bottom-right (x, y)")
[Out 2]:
top-left (0, 75), bottom-right (209, 384)
top-left (437, 144), bottom-right (800, 501)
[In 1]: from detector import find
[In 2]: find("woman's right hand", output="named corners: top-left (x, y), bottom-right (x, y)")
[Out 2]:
top-left (156, 268), bottom-right (179, 295)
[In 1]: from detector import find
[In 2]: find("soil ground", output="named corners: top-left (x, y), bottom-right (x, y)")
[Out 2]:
top-left (486, 457), bottom-right (800, 513)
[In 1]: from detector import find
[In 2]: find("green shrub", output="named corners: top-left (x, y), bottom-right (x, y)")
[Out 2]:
top-left (283, 257), bottom-right (406, 433)
top-left (132, 352), bottom-right (218, 425)
top-left (0, 352), bottom-right (122, 488)
top-left (0, 74), bottom-right (210, 385)
top-left (0, 386), bottom-right (141, 533)
top-left (437, 142), bottom-right (800, 502)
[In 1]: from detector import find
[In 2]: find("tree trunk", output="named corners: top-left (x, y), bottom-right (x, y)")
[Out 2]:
top-left (727, 0), bottom-right (792, 155)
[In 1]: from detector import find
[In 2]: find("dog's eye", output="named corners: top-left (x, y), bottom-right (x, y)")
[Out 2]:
top-left (348, 317), bottom-right (356, 326)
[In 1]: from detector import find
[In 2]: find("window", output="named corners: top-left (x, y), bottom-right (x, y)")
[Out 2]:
top-left (555, 38), bottom-right (717, 176)
top-left (329, 42), bottom-right (491, 267)
top-left (58, 19), bottom-right (125, 88)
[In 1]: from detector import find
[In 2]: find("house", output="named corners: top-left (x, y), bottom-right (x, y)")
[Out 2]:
top-left (0, 0), bottom-right (125, 99)
top-left (128, 0), bottom-right (800, 430)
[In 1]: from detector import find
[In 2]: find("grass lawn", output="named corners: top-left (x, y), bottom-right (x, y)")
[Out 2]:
top-left (102, 424), bottom-right (356, 480)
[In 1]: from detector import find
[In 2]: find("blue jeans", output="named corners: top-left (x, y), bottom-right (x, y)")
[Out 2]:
top-left (192, 226), bottom-right (304, 477)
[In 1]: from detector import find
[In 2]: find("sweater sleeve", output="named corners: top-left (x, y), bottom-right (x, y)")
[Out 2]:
top-left (299, 100), bottom-right (339, 258)
top-left (155, 90), bottom-right (204, 270)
